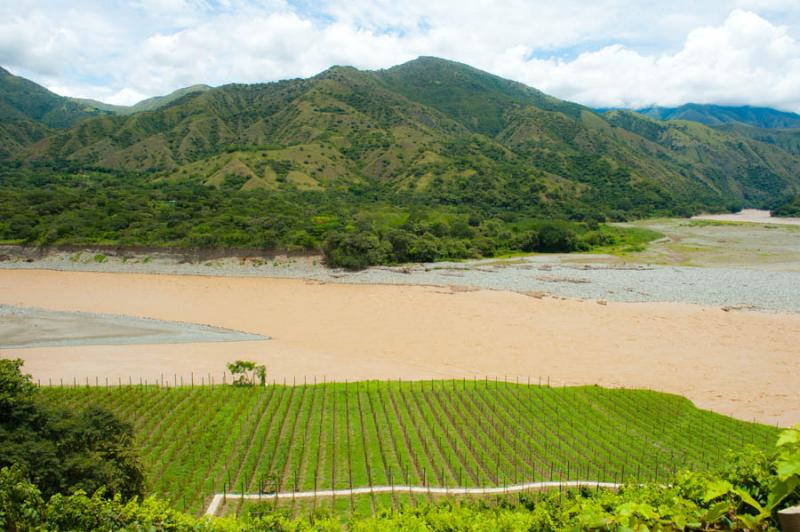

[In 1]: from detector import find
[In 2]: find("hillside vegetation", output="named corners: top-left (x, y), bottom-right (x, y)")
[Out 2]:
top-left (37, 381), bottom-right (777, 519)
top-left (637, 103), bottom-right (800, 129)
top-left (3, 58), bottom-right (800, 265)
top-left (771, 195), bottom-right (800, 217)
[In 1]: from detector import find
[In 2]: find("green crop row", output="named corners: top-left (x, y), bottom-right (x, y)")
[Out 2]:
top-left (37, 380), bottom-right (777, 519)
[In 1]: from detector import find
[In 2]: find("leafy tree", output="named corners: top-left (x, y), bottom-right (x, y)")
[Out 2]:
top-left (535, 223), bottom-right (578, 252)
top-left (772, 195), bottom-right (800, 217)
top-left (226, 360), bottom-right (267, 386)
top-left (0, 359), bottom-right (144, 500)
top-left (323, 231), bottom-right (389, 269)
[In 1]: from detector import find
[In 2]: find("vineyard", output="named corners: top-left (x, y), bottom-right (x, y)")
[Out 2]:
top-left (38, 380), bottom-right (778, 519)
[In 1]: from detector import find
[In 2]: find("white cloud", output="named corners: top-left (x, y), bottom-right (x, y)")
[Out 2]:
top-left (500, 10), bottom-right (800, 111)
top-left (1, 1), bottom-right (800, 111)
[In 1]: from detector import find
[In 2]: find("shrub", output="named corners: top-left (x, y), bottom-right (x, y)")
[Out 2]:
top-left (535, 223), bottom-right (578, 252)
top-left (323, 231), bottom-right (389, 269)
top-left (226, 360), bottom-right (266, 386)
top-left (0, 359), bottom-right (144, 500)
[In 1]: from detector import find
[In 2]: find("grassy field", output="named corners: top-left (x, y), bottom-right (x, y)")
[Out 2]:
top-left (38, 381), bottom-right (777, 519)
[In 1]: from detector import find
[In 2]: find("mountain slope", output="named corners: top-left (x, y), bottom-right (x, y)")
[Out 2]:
top-left (72, 84), bottom-right (212, 115)
top-left (376, 56), bottom-right (584, 136)
top-left (6, 57), bottom-right (800, 215)
top-left (0, 66), bottom-right (108, 128)
top-left (637, 104), bottom-right (800, 129)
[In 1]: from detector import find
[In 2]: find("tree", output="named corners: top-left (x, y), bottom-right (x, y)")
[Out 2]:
top-left (0, 359), bottom-right (144, 500)
top-left (535, 223), bottom-right (578, 252)
top-left (323, 231), bottom-right (389, 269)
top-left (0, 465), bottom-right (44, 531)
top-left (226, 360), bottom-right (267, 386)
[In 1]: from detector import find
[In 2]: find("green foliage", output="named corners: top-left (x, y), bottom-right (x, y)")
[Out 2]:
top-left (772, 195), bottom-right (800, 217)
top-left (637, 103), bottom-right (800, 129)
top-left (0, 359), bottom-right (145, 500)
top-left (0, 66), bottom-right (108, 128)
top-left (3, 57), bottom-right (800, 250)
top-left (2, 425), bottom-right (798, 530)
top-left (0, 168), bottom-right (656, 268)
top-left (36, 381), bottom-right (776, 518)
top-left (323, 231), bottom-right (389, 269)
top-left (533, 223), bottom-right (579, 252)
top-left (226, 361), bottom-right (267, 386)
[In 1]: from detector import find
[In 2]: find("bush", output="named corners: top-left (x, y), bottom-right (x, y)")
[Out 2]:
top-left (407, 233), bottom-right (440, 262)
top-left (535, 223), bottom-right (578, 252)
top-left (0, 359), bottom-right (144, 500)
top-left (323, 231), bottom-right (389, 269)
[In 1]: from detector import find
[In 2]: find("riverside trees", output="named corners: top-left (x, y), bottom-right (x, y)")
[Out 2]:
top-left (0, 358), bottom-right (144, 500)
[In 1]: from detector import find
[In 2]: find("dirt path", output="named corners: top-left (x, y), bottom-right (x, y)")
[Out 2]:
top-left (205, 481), bottom-right (622, 515)
top-left (1, 269), bottom-right (798, 426)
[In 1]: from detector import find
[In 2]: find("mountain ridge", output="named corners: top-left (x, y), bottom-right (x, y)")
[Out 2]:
top-left (4, 57), bottom-right (800, 215)
top-left (636, 103), bottom-right (800, 129)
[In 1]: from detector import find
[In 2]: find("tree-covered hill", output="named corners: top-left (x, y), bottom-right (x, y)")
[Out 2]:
top-left (4, 58), bottom-right (800, 264)
top-left (0, 66), bottom-right (108, 128)
top-left (8, 57), bottom-right (799, 211)
top-left (71, 84), bottom-right (213, 116)
top-left (771, 194), bottom-right (800, 217)
top-left (637, 103), bottom-right (800, 129)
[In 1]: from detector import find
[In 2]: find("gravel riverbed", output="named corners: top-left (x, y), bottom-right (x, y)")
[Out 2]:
top-left (2, 250), bottom-right (799, 313)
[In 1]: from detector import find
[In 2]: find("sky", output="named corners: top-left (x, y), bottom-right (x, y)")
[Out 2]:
top-left (2, 0), bottom-right (800, 111)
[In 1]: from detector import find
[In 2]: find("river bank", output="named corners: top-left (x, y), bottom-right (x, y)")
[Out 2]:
top-left (1, 269), bottom-right (798, 426)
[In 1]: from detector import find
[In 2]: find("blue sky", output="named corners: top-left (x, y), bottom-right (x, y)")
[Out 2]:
top-left (2, 0), bottom-right (800, 111)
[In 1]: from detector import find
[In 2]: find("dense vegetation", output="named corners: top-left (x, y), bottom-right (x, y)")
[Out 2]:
top-left (3, 359), bottom-right (797, 528)
top-left (2, 425), bottom-right (798, 530)
top-left (3, 57), bottom-right (800, 269)
top-left (636, 103), bottom-right (800, 129)
top-left (36, 378), bottom-right (776, 519)
top-left (2, 58), bottom-right (800, 268)
top-left (0, 168), bottom-right (660, 268)
top-left (0, 359), bottom-right (144, 500)
top-left (771, 195), bottom-right (800, 217)
top-left (0, 67), bottom-right (107, 128)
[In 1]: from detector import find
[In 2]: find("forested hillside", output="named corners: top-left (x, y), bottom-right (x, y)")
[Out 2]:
top-left (638, 103), bottom-right (800, 129)
top-left (3, 57), bottom-right (800, 266)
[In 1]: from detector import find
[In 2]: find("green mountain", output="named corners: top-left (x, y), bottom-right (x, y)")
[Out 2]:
top-left (715, 123), bottom-right (800, 155)
top-left (13, 57), bottom-right (800, 209)
top-left (0, 66), bottom-right (108, 128)
top-left (71, 84), bottom-right (212, 115)
top-left (4, 57), bottom-right (800, 264)
top-left (637, 103), bottom-right (800, 129)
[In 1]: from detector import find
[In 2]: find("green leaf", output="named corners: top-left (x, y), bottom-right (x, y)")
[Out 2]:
top-left (737, 513), bottom-right (762, 530)
top-left (767, 477), bottom-right (799, 511)
top-left (703, 479), bottom-right (733, 502)
top-left (733, 488), bottom-right (764, 514)
top-left (777, 427), bottom-right (800, 447)
top-left (777, 461), bottom-right (800, 481)
top-left (701, 501), bottom-right (730, 524)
